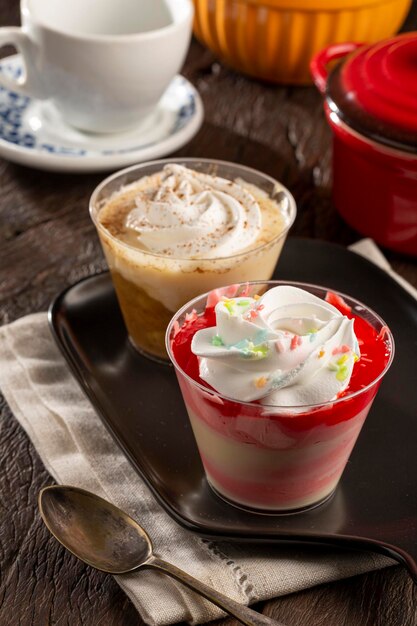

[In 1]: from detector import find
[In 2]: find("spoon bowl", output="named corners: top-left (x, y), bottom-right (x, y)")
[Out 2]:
top-left (39, 485), bottom-right (285, 626)
top-left (39, 485), bottom-right (153, 573)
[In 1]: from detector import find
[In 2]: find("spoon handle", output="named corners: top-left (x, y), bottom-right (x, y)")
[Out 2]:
top-left (146, 555), bottom-right (286, 626)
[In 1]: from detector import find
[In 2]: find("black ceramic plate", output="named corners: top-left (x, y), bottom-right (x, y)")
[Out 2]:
top-left (49, 238), bottom-right (417, 581)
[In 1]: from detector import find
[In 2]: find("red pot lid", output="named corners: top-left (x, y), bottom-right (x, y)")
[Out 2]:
top-left (327, 33), bottom-right (417, 153)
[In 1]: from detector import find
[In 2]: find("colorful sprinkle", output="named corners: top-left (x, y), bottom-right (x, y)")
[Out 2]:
top-left (234, 339), bottom-right (250, 352)
top-left (211, 334), bottom-right (224, 347)
top-left (332, 344), bottom-right (351, 355)
top-left (290, 335), bottom-right (302, 350)
top-left (275, 340), bottom-right (286, 353)
top-left (255, 376), bottom-right (267, 388)
top-left (223, 300), bottom-right (235, 314)
top-left (237, 300), bottom-right (251, 307)
top-left (318, 349), bottom-right (325, 359)
top-left (336, 354), bottom-right (349, 366)
top-left (253, 294), bottom-right (261, 301)
top-left (207, 285), bottom-right (238, 308)
top-left (229, 335), bottom-right (270, 359)
top-left (336, 365), bottom-right (349, 382)
top-left (254, 329), bottom-right (268, 343)
top-left (252, 344), bottom-right (269, 358)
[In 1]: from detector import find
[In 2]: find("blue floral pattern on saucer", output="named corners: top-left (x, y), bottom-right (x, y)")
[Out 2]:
top-left (0, 55), bottom-right (203, 172)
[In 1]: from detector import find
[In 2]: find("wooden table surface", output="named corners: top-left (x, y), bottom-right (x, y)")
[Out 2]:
top-left (1, 1), bottom-right (417, 624)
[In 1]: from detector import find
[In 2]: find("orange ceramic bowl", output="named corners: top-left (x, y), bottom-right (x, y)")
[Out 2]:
top-left (192, 0), bottom-right (411, 84)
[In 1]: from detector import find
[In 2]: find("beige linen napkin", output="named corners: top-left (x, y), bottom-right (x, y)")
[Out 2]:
top-left (0, 239), bottom-right (408, 626)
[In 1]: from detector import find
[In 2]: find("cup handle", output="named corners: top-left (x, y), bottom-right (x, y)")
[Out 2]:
top-left (310, 42), bottom-right (364, 94)
top-left (0, 27), bottom-right (43, 98)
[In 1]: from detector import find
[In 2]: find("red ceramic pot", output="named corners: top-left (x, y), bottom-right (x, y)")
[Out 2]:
top-left (311, 34), bottom-right (417, 257)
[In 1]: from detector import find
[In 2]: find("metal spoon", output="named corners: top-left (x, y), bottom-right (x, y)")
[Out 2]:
top-left (39, 485), bottom-right (285, 626)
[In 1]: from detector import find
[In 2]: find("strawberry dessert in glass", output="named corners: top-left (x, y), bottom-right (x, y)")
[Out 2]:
top-left (166, 282), bottom-right (394, 513)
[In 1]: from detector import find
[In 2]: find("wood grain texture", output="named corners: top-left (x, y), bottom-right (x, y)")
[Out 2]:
top-left (0, 0), bottom-right (416, 624)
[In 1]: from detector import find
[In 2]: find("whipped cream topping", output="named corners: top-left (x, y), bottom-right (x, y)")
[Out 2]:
top-left (124, 164), bottom-right (262, 258)
top-left (191, 286), bottom-right (360, 407)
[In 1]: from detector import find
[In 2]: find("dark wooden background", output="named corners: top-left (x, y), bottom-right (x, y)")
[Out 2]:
top-left (1, 1), bottom-right (416, 624)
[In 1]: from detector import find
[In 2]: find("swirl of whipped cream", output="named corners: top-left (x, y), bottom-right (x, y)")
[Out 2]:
top-left (124, 164), bottom-right (262, 257)
top-left (191, 286), bottom-right (360, 407)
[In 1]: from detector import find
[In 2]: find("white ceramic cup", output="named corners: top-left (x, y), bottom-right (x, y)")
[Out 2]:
top-left (0, 0), bottom-right (193, 133)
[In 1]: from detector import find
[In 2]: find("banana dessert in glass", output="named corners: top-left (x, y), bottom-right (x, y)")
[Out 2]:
top-left (90, 159), bottom-right (296, 360)
top-left (167, 282), bottom-right (394, 512)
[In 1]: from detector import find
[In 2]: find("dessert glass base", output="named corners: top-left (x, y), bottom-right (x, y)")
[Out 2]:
top-left (167, 281), bottom-right (394, 514)
top-left (207, 481), bottom-right (337, 516)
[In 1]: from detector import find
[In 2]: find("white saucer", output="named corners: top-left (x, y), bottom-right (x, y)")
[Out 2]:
top-left (0, 55), bottom-right (203, 173)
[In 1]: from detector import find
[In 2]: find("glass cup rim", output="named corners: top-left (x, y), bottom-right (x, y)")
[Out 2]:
top-left (89, 157), bottom-right (297, 262)
top-left (165, 279), bottom-right (395, 412)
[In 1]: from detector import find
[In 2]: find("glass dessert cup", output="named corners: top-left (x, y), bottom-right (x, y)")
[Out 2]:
top-left (90, 159), bottom-right (296, 361)
top-left (166, 281), bottom-right (394, 514)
